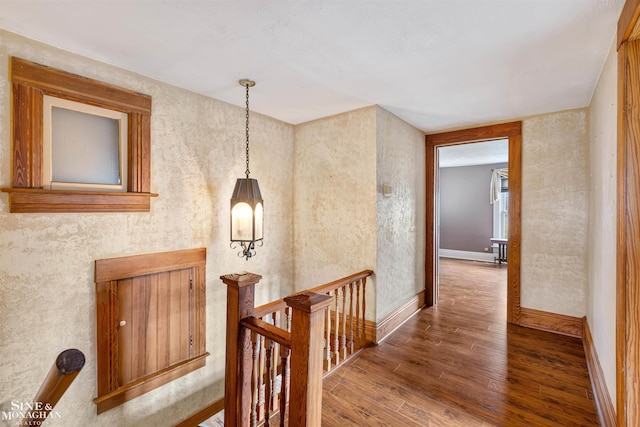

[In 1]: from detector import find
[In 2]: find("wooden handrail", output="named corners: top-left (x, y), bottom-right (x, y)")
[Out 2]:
top-left (308, 269), bottom-right (374, 294)
top-left (254, 298), bottom-right (288, 319)
top-left (20, 349), bottom-right (85, 427)
top-left (253, 270), bottom-right (374, 318)
top-left (241, 317), bottom-right (292, 348)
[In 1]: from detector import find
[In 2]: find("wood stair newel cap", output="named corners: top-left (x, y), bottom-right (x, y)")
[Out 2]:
top-left (284, 292), bottom-right (333, 313)
top-left (220, 272), bottom-right (262, 289)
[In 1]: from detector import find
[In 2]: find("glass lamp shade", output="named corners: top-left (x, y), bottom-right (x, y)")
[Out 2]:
top-left (230, 178), bottom-right (263, 242)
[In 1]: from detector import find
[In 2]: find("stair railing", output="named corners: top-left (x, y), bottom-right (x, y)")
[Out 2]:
top-left (221, 270), bottom-right (374, 427)
top-left (222, 273), bottom-right (332, 427)
top-left (19, 348), bottom-right (85, 427)
top-left (252, 270), bottom-right (374, 376)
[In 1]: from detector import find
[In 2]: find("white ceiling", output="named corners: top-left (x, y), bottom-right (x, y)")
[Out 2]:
top-left (438, 139), bottom-right (508, 168)
top-left (0, 0), bottom-right (624, 132)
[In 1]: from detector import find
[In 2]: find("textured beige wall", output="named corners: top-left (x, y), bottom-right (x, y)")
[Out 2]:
top-left (521, 109), bottom-right (589, 317)
top-left (292, 107), bottom-right (378, 319)
top-left (375, 107), bottom-right (425, 320)
top-left (0, 30), bottom-right (294, 426)
top-left (587, 40), bottom-right (617, 408)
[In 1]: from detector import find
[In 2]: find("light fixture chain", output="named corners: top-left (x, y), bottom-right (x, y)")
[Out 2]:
top-left (245, 83), bottom-right (250, 179)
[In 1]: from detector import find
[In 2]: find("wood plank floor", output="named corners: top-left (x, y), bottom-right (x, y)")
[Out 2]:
top-left (321, 258), bottom-right (599, 426)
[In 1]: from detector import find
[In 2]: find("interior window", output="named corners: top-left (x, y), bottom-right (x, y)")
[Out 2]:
top-left (43, 96), bottom-right (128, 192)
top-left (493, 177), bottom-right (509, 239)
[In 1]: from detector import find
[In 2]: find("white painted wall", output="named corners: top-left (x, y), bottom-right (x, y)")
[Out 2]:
top-left (587, 39), bottom-right (617, 408)
top-left (0, 30), bottom-right (294, 426)
top-left (375, 107), bottom-right (425, 320)
top-left (521, 109), bottom-right (589, 317)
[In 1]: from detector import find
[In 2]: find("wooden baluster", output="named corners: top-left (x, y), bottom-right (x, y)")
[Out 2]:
top-left (279, 345), bottom-right (290, 427)
top-left (349, 281), bottom-right (355, 355)
top-left (341, 285), bottom-right (348, 360)
top-left (362, 277), bottom-right (367, 345)
top-left (258, 335), bottom-right (265, 423)
top-left (221, 272), bottom-right (261, 427)
top-left (285, 307), bottom-right (292, 405)
top-left (334, 288), bottom-right (340, 366)
top-left (324, 303), bottom-right (331, 372)
top-left (250, 332), bottom-right (260, 427)
top-left (284, 292), bottom-right (334, 427)
top-left (286, 307), bottom-right (292, 332)
top-left (264, 339), bottom-right (273, 427)
top-left (355, 279), bottom-right (361, 348)
top-left (270, 312), bottom-right (279, 413)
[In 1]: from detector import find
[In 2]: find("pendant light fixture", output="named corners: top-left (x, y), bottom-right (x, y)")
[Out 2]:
top-left (230, 79), bottom-right (263, 260)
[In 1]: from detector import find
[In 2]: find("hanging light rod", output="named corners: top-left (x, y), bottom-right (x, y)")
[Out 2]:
top-left (230, 78), bottom-right (263, 260)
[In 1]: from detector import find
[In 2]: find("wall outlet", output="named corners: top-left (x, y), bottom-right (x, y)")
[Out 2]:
top-left (484, 247), bottom-right (489, 252)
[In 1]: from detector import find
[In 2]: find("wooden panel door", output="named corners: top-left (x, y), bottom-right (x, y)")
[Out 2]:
top-left (117, 268), bottom-right (194, 385)
top-left (94, 248), bottom-right (208, 414)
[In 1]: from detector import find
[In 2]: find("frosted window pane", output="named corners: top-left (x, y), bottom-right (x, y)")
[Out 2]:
top-left (231, 202), bottom-right (253, 240)
top-left (51, 106), bottom-right (121, 185)
top-left (254, 203), bottom-right (263, 240)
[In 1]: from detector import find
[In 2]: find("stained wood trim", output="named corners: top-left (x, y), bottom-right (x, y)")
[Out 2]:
top-left (617, 26), bottom-right (640, 426)
top-left (375, 291), bottom-right (426, 343)
top-left (6, 57), bottom-right (154, 213)
top-left (363, 318), bottom-right (377, 344)
top-left (617, 40), bottom-right (628, 427)
top-left (425, 143), bottom-right (436, 307)
top-left (619, 0), bottom-right (640, 46)
top-left (425, 121), bottom-right (522, 323)
top-left (11, 57), bottom-right (151, 113)
top-left (519, 308), bottom-right (583, 338)
top-left (11, 83), bottom-right (42, 188)
top-left (95, 248), bottom-right (206, 282)
top-left (94, 248), bottom-right (207, 414)
top-left (425, 122), bottom-right (522, 146)
top-left (1, 188), bottom-right (157, 213)
top-left (583, 317), bottom-right (616, 427)
top-left (93, 353), bottom-right (208, 414)
top-left (507, 132), bottom-right (522, 324)
top-left (129, 112), bottom-right (152, 193)
top-left (175, 397), bottom-right (224, 427)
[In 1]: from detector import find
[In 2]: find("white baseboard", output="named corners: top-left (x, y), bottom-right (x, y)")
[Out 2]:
top-left (439, 249), bottom-right (495, 263)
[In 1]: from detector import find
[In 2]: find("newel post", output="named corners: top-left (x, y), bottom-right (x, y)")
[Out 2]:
top-left (220, 272), bottom-right (262, 427)
top-left (284, 291), bottom-right (333, 426)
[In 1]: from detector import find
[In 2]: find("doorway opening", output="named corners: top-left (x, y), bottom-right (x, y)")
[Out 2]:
top-left (425, 122), bottom-right (522, 324)
top-left (436, 140), bottom-right (509, 320)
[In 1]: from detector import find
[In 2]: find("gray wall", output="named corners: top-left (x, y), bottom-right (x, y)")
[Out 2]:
top-left (439, 162), bottom-right (507, 252)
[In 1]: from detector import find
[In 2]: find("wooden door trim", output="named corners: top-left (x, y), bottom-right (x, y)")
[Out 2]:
top-left (617, 1), bottom-right (640, 424)
top-left (425, 121), bottom-right (522, 324)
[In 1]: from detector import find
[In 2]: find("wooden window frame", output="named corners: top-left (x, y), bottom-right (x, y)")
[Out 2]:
top-left (93, 248), bottom-right (208, 414)
top-left (2, 57), bottom-right (157, 212)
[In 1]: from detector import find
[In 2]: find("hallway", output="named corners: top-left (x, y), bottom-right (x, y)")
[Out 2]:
top-left (321, 258), bottom-right (599, 426)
